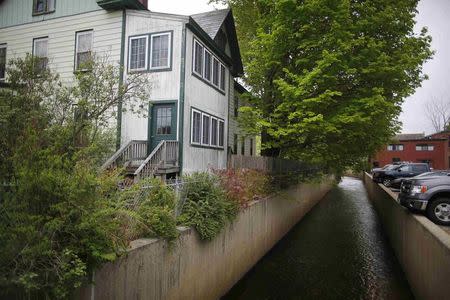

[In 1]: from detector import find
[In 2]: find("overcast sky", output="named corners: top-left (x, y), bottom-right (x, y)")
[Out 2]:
top-left (149, 0), bottom-right (448, 135)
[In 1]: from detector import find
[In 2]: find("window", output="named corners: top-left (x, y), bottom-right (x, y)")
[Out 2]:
top-left (233, 134), bottom-right (238, 154)
top-left (33, 37), bottom-right (48, 72)
top-left (234, 95), bottom-right (239, 117)
top-left (129, 35), bottom-right (148, 71)
top-left (387, 144), bottom-right (403, 151)
top-left (33, 0), bottom-right (55, 15)
top-left (204, 50), bottom-right (212, 81)
top-left (75, 30), bottom-right (93, 71)
top-left (416, 144), bottom-right (434, 151)
top-left (220, 64), bottom-right (226, 91)
top-left (0, 44), bottom-right (6, 81)
top-left (193, 40), bottom-right (204, 76)
top-left (398, 165), bottom-right (412, 172)
top-left (202, 114), bottom-right (210, 145)
top-left (412, 164), bottom-right (429, 172)
top-left (211, 117), bottom-right (218, 146)
top-left (192, 110), bottom-right (202, 144)
top-left (241, 137), bottom-right (245, 155)
top-left (212, 57), bottom-right (219, 87)
top-left (218, 120), bottom-right (224, 148)
top-left (150, 32), bottom-right (171, 69)
top-left (156, 107), bottom-right (172, 135)
top-left (250, 138), bottom-right (254, 156)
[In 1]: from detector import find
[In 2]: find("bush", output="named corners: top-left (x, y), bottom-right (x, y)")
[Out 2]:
top-left (178, 172), bottom-right (238, 240)
top-left (215, 168), bottom-right (271, 208)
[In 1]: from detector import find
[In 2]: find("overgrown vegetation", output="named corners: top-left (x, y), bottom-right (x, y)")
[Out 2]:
top-left (0, 55), bottom-right (157, 299)
top-left (178, 173), bottom-right (239, 240)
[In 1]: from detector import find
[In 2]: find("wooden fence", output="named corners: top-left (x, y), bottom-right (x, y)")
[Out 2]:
top-left (228, 155), bottom-right (318, 174)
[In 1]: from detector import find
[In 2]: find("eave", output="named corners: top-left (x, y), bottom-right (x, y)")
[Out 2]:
top-left (96, 0), bottom-right (146, 10)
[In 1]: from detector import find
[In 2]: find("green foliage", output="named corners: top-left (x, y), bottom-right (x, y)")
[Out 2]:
top-left (178, 173), bottom-right (238, 240)
top-left (213, 0), bottom-right (433, 172)
top-left (0, 55), bottom-right (154, 298)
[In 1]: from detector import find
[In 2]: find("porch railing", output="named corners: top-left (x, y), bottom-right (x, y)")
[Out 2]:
top-left (134, 140), bottom-right (179, 182)
top-left (100, 140), bottom-right (148, 171)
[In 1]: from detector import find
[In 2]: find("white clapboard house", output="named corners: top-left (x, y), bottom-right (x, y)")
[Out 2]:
top-left (0, 0), bottom-right (258, 181)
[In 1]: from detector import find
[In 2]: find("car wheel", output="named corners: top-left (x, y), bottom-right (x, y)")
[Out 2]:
top-left (427, 198), bottom-right (450, 226)
top-left (383, 178), bottom-right (392, 187)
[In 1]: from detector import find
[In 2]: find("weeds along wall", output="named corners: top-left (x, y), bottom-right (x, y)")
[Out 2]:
top-left (76, 177), bottom-right (334, 300)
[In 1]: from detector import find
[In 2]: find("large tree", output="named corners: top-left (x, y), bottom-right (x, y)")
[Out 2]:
top-left (215, 0), bottom-right (433, 170)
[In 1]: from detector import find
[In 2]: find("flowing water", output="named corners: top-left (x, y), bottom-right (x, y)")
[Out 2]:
top-left (222, 177), bottom-right (414, 300)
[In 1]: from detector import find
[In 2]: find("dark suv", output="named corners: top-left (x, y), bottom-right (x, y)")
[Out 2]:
top-left (372, 163), bottom-right (430, 187)
top-left (399, 173), bottom-right (450, 225)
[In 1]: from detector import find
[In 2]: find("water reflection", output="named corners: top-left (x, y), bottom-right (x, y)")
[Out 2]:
top-left (222, 177), bottom-right (413, 300)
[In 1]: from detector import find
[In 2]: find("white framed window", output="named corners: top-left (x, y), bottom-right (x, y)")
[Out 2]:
top-left (416, 144), bottom-right (434, 151)
top-left (204, 50), bottom-right (212, 81)
top-left (202, 114), bottom-right (210, 145)
top-left (218, 120), bottom-right (225, 148)
top-left (211, 117), bottom-right (218, 146)
top-left (219, 63), bottom-right (226, 91)
top-left (150, 32), bottom-right (171, 70)
top-left (129, 35), bottom-right (148, 72)
top-left (387, 144), bottom-right (403, 151)
top-left (33, 37), bottom-right (48, 72)
top-left (0, 44), bottom-right (6, 81)
top-left (191, 109), bottom-right (202, 144)
top-left (193, 39), bottom-right (204, 76)
top-left (33, 0), bottom-right (55, 15)
top-left (75, 30), bottom-right (93, 71)
top-left (212, 57), bottom-right (219, 87)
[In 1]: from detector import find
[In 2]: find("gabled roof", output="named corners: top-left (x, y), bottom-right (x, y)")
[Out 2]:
top-left (189, 9), bottom-right (243, 77)
top-left (191, 9), bottom-right (231, 40)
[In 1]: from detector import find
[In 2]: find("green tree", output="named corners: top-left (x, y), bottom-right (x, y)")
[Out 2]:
top-left (0, 55), bottom-right (152, 298)
top-left (214, 0), bottom-right (433, 171)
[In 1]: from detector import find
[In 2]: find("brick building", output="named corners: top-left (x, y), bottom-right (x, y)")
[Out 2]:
top-left (371, 133), bottom-right (449, 169)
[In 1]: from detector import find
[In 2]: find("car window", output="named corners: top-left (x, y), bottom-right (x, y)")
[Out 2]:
top-left (398, 165), bottom-right (412, 172)
top-left (412, 165), bottom-right (428, 172)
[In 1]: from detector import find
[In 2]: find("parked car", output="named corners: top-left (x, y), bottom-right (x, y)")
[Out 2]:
top-left (399, 173), bottom-right (450, 225)
top-left (372, 163), bottom-right (430, 187)
top-left (389, 170), bottom-right (450, 189)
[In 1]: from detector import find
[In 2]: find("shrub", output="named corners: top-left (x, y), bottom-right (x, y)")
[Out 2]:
top-left (178, 172), bottom-right (238, 240)
top-left (215, 168), bottom-right (271, 208)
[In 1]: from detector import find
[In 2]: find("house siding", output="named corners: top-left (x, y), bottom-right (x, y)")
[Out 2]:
top-left (0, 10), bottom-right (123, 82)
top-left (120, 11), bottom-right (185, 144)
top-left (0, 0), bottom-right (102, 28)
top-left (182, 29), bottom-right (229, 173)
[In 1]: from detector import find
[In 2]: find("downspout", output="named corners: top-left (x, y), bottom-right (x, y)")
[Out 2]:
top-left (116, 9), bottom-right (127, 150)
top-left (178, 24), bottom-right (187, 174)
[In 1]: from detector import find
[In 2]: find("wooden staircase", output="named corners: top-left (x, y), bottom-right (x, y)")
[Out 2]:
top-left (101, 140), bottom-right (179, 184)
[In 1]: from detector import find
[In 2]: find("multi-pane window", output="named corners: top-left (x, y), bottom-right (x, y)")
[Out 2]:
top-left (193, 38), bottom-right (227, 93)
top-left (33, 0), bottom-right (55, 15)
top-left (0, 44), bottom-right (6, 81)
top-left (33, 37), bottom-right (48, 72)
top-left (156, 107), bottom-right (172, 135)
top-left (204, 50), bottom-right (212, 81)
top-left (129, 36), bottom-right (148, 71)
top-left (416, 144), bottom-right (434, 151)
top-left (75, 30), bottom-right (93, 71)
top-left (191, 108), bottom-right (224, 149)
top-left (211, 117), bottom-right (218, 146)
top-left (212, 57), bottom-right (219, 87)
top-left (387, 144), bottom-right (403, 151)
top-left (192, 110), bottom-right (202, 144)
top-left (220, 64), bottom-right (226, 91)
top-left (193, 40), bottom-right (204, 76)
top-left (150, 32), bottom-right (170, 69)
top-left (218, 120), bottom-right (224, 148)
top-left (202, 114), bottom-right (210, 145)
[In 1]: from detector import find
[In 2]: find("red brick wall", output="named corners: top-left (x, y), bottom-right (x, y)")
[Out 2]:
top-left (372, 139), bottom-right (449, 169)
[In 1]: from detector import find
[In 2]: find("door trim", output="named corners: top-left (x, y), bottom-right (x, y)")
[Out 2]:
top-left (148, 100), bottom-right (178, 155)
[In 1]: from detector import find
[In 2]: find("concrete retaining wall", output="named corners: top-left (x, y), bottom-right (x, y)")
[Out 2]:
top-left (363, 172), bottom-right (450, 300)
top-left (77, 178), bottom-right (334, 300)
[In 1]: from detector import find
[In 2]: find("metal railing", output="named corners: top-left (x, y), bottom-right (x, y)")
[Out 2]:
top-left (100, 140), bottom-right (148, 171)
top-left (134, 140), bottom-right (179, 182)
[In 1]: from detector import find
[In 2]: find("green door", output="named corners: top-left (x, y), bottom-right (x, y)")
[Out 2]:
top-left (149, 103), bottom-right (177, 154)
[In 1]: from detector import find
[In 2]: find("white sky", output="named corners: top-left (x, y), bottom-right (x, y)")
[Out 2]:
top-left (149, 0), bottom-right (448, 135)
